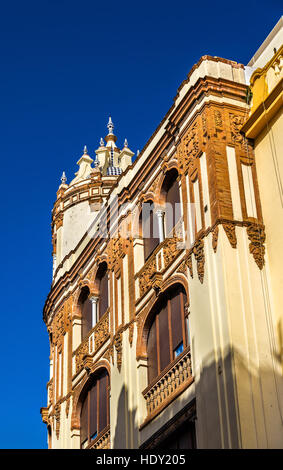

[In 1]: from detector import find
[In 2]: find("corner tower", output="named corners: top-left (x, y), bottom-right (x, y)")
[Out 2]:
top-left (51, 118), bottom-right (134, 283)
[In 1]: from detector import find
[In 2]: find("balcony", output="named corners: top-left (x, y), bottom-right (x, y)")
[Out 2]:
top-left (142, 347), bottom-right (193, 426)
top-left (75, 308), bottom-right (110, 374)
top-left (87, 425), bottom-right (110, 449)
top-left (136, 219), bottom-right (184, 299)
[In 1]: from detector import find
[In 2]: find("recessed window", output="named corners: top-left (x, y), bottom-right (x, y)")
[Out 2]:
top-left (140, 201), bottom-right (159, 261)
top-left (147, 284), bottom-right (189, 384)
top-left (80, 369), bottom-right (109, 449)
top-left (161, 169), bottom-right (181, 237)
top-left (79, 287), bottom-right (92, 340)
top-left (96, 262), bottom-right (109, 320)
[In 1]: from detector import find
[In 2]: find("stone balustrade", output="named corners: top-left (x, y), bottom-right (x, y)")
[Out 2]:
top-left (75, 308), bottom-right (110, 373)
top-left (143, 347), bottom-right (192, 419)
top-left (89, 425), bottom-right (110, 449)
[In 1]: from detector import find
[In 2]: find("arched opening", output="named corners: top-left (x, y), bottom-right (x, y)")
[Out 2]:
top-left (80, 368), bottom-right (110, 449)
top-left (147, 284), bottom-right (188, 384)
top-left (139, 200), bottom-right (159, 261)
top-left (96, 262), bottom-right (109, 320)
top-left (79, 286), bottom-right (92, 340)
top-left (161, 169), bottom-right (181, 236)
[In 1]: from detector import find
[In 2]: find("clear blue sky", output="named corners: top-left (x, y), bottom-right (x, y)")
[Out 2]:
top-left (0, 0), bottom-right (281, 449)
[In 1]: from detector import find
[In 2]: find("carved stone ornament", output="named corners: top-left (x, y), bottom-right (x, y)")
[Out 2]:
top-left (229, 113), bottom-right (245, 146)
top-left (54, 404), bottom-right (61, 439)
top-left (65, 396), bottom-right (71, 418)
top-left (150, 272), bottom-right (163, 295)
top-left (212, 226), bottom-right (219, 253)
top-left (186, 254), bottom-right (193, 278)
top-left (54, 212), bottom-right (64, 230)
top-left (48, 378), bottom-right (54, 405)
top-left (41, 407), bottom-right (49, 426)
top-left (139, 256), bottom-right (157, 298)
top-left (247, 224), bottom-right (266, 270)
top-left (51, 296), bottom-right (72, 346)
top-left (214, 110), bottom-right (223, 128)
top-left (223, 223), bottom-right (237, 249)
top-left (148, 174), bottom-right (161, 197)
top-left (192, 239), bottom-right (205, 283)
top-left (177, 121), bottom-right (199, 175)
top-left (75, 310), bottom-right (110, 374)
top-left (177, 261), bottom-right (187, 274)
top-left (107, 233), bottom-right (130, 273)
top-left (83, 354), bottom-right (93, 374)
top-left (128, 322), bottom-right (134, 347)
top-left (95, 309), bottom-right (110, 350)
top-left (103, 344), bottom-right (114, 365)
top-left (114, 332), bottom-right (123, 372)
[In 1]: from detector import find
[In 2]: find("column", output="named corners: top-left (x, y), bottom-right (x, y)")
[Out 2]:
top-left (90, 296), bottom-right (99, 328)
top-left (155, 209), bottom-right (165, 242)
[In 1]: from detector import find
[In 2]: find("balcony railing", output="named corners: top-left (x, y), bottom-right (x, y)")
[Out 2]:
top-left (142, 347), bottom-right (193, 422)
top-left (136, 219), bottom-right (184, 299)
top-left (88, 425), bottom-right (110, 449)
top-left (75, 308), bottom-right (110, 374)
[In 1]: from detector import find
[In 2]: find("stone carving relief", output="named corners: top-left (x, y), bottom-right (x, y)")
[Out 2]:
top-left (247, 224), bottom-right (266, 270)
top-left (229, 113), bottom-right (245, 146)
top-left (223, 223), bottom-right (237, 249)
top-left (114, 332), bottom-right (123, 372)
top-left (212, 226), bottom-right (219, 253)
top-left (192, 239), bottom-right (205, 283)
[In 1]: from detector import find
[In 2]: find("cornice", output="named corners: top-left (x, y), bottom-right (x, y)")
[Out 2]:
top-left (241, 77), bottom-right (283, 138)
top-left (249, 45), bottom-right (283, 86)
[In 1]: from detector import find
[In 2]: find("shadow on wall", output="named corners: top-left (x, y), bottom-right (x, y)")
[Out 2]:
top-left (194, 342), bottom-right (283, 449)
top-left (111, 344), bottom-right (283, 449)
top-left (113, 384), bottom-right (138, 449)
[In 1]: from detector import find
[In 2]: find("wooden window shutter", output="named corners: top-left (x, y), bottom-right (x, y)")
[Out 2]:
top-left (147, 318), bottom-right (158, 384)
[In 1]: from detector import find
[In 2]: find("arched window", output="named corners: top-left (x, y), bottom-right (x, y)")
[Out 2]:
top-left (147, 284), bottom-right (188, 384)
top-left (80, 369), bottom-right (109, 449)
top-left (96, 262), bottom-right (109, 320)
top-left (161, 169), bottom-right (181, 236)
top-left (79, 286), bottom-right (92, 340)
top-left (140, 201), bottom-right (159, 261)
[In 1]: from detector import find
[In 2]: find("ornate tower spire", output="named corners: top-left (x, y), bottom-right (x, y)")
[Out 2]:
top-left (61, 171), bottom-right (67, 185)
top-left (107, 116), bottom-right (114, 135)
top-left (105, 116), bottom-right (117, 148)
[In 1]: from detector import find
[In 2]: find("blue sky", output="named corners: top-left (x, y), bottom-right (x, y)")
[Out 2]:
top-left (0, 0), bottom-right (281, 449)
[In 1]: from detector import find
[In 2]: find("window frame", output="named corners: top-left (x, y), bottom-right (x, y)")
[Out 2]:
top-left (147, 286), bottom-right (188, 385)
top-left (80, 370), bottom-right (110, 449)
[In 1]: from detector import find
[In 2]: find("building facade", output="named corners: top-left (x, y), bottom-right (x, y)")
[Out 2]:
top-left (41, 20), bottom-right (283, 449)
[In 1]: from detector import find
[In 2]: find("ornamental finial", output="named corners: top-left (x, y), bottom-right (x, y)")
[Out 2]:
top-left (61, 171), bottom-right (67, 185)
top-left (100, 137), bottom-right (104, 147)
top-left (137, 149), bottom-right (140, 156)
top-left (84, 145), bottom-right (88, 154)
top-left (124, 138), bottom-right (128, 148)
top-left (107, 116), bottom-right (114, 135)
